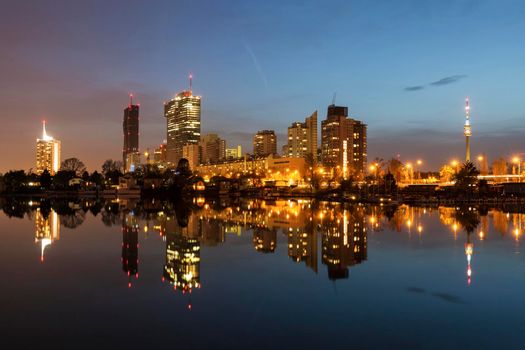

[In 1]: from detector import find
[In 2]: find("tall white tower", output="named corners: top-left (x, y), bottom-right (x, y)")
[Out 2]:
top-left (464, 98), bottom-right (472, 163)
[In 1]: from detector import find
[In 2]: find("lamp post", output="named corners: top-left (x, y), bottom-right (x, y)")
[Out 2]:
top-left (451, 160), bottom-right (459, 173)
top-left (406, 163), bottom-right (413, 185)
top-left (416, 159), bottom-right (422, 183)
top-left (513, 157), bottom-right (521, 182)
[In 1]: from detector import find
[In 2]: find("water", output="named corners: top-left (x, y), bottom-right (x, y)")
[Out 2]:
top-left (1, 198), bottom-right (524, 349)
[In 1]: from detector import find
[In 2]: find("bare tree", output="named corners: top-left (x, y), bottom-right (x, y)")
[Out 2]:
top-left (60, 158), bottom-right (86, 176)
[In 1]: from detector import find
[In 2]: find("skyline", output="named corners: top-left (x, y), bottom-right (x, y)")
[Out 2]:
top-left (1, 0), bottom-right (525, 172)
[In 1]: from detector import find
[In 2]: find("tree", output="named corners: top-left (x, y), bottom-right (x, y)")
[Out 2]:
top-left (90, 171), bottom-right (103, 188)
top-left (439, 165), bottom-right (455, 182)
top-left (60, 158), bottom-right (86, 175)
top-left (102, 159), bottom-right (123, 176)
top-left (40, 169), bottom-right (52, 189)
top-left (2, 170), bottom-right (27, 193)
top-left (453, 162), bottom-right (480, 190)
top-left (387, 158), bottom-right (404, 182)
top-left (53, 170), bottom-right (76, 189)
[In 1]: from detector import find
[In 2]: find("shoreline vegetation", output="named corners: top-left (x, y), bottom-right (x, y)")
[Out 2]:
top-left (2, 159), bottom-right (525, 206)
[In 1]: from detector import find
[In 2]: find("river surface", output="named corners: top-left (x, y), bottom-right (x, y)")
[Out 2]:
top-left (0, 198), bottom-right (524, 349)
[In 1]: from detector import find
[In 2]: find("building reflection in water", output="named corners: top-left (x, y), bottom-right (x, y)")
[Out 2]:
top-left (23, 198), bottom-right (525, 297)
top-left (253, 228), bottom-right (277, 253)
top-left (162, 203), bottom-right (201, 309)
top-left (122, 211), bottom-right (139, 288)
top-left (287, 222), bottom-right (317, 273)
top-left (35, 208), bottom-right (60, 262)
top-left (321, 208), bottom-right (367, 280)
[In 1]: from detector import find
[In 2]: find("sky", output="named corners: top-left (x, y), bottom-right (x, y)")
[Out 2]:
top-left (1, 0), bottom-right (524, 172)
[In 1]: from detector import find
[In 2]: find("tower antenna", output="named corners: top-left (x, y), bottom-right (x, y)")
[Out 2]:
top-left (129, 93), bottom-right (133, 106)
top-left (332, 92), bottom-right (337, 105)
top-left (189, 73), bottom-right (193, 92)
top-left (464, 97), bottom-right (472, 162)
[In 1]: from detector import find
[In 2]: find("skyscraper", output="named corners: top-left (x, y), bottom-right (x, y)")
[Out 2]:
top-left (36, 121), bottom-right (61, 175)
top-left (123, 94), bottom-right (140, 171)
top-left (253, 130), bottom-right (277, 157)
top-left (164, 76), bottom-right (201, 166)
top-left (286, 111), bottom-right (317, 161)
top-left (321, 105), bottom-right (367, 177)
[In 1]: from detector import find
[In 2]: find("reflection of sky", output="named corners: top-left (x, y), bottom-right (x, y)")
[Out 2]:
top-left (2, 0), bottom-right (525, 171)
top-left (0, 205), bottom-right (525, 348)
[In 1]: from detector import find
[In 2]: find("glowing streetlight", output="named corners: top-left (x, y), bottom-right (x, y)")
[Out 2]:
top-left (416, 159), bottom-right (422, 182)
top-left (513, 156), bottom-right (521, 182)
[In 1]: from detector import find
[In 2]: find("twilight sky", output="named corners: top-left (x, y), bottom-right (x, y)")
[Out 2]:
top-left (1, 0), bottom-right (524, 172)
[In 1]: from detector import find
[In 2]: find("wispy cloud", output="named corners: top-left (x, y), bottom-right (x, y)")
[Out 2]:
top-left (243, 42), bottom-right (268, 88)
top-left (429, 75), bottom-right (468, 86)
top-left (404, 75), bottom-right (468, 92)
top-left (404, 85), bottom-right (425, 91)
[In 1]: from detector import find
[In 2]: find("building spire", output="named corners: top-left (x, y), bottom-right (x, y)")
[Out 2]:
top-left (130, 93), bottom-right (133, 106)
top-left (189, 72), bottom-right (193, 92)
top-left (42, 120), bottom-right (47, 139)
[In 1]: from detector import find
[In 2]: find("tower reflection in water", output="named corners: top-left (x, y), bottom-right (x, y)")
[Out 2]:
top-left (23, 197), bottom-right (525, 305)
top-left (122, 211), bottom-right (139, 288)
top-left (35, 208), bottom-right (60, 262)
top-left (162, 202), bottom-right (201, 309)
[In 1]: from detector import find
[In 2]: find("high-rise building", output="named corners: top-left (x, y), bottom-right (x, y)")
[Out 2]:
top-left (253, 130), bottom-right (277, 157)
top-left (36, 121), bottom-right (61, 175)
top-left (182, 144), bottom-right (201, 171)
top-left (286, 111), bottom-right (317, 162)
top-left (200, 134), bottom-right (226, 164)
top-left (321, 104), bottom-right (367, 177)
top-left (164, 77), bottom-right (201, 166)
top-left (153, 143), bottom-right (167, 166)
top-left (123, 94), bottom-right (139, 170)
top-left (225, 145), bottom-right (242, 160)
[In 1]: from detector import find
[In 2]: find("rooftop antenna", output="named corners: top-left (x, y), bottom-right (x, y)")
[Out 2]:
top-left (129, 93), bottom-right (133, 106)
top-left (332, 92), bottom-right (337, 105)
top-left (189, 73), bottom-right (193, 92)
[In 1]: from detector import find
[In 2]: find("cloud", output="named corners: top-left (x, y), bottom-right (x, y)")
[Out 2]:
top-left (404, 75), bottom-right (467, 91)
top-left (243, 42), bottom-right (268, 88)
top-left (404, 86), bottom-right (425, 91)
top-left (429, 75), bottom-right (468, 86)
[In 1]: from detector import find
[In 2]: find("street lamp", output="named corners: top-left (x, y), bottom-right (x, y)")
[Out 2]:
top-left (513, 157), bottom-right (521, 182)
top-left (406, 163), bottom-right (413, 184)
top-left (416, 159), bottom-right (422, 182)
top-left (451, 160), bottom-right (459, 173)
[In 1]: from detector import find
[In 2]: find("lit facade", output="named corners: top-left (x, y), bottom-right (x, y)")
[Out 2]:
top-left (286, 110), bottom-right (317, 162)
top-left (153, 143), bottom-right (167, 167)
top-left (321, 105), bottom-right (367, 177)
top-left (123, 96), bottom-right (139, 170)
top-left (225, 145), bottom-right (242, 159)
top-left (36, 121), bottom-right (61, 175)
top-left (194, 155), bottom-right (306, 180)
top-left (253, 130), bottom-right (277, 157)
top-left (200, 133), bottom-right (226, 164)
top-left (164, 90), bottom-right (201, 166)
top-left (182, 144), bottom-right (201, 171)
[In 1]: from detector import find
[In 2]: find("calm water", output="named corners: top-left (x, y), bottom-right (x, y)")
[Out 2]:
top-left (1, 198), bottom-right (524, 349)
